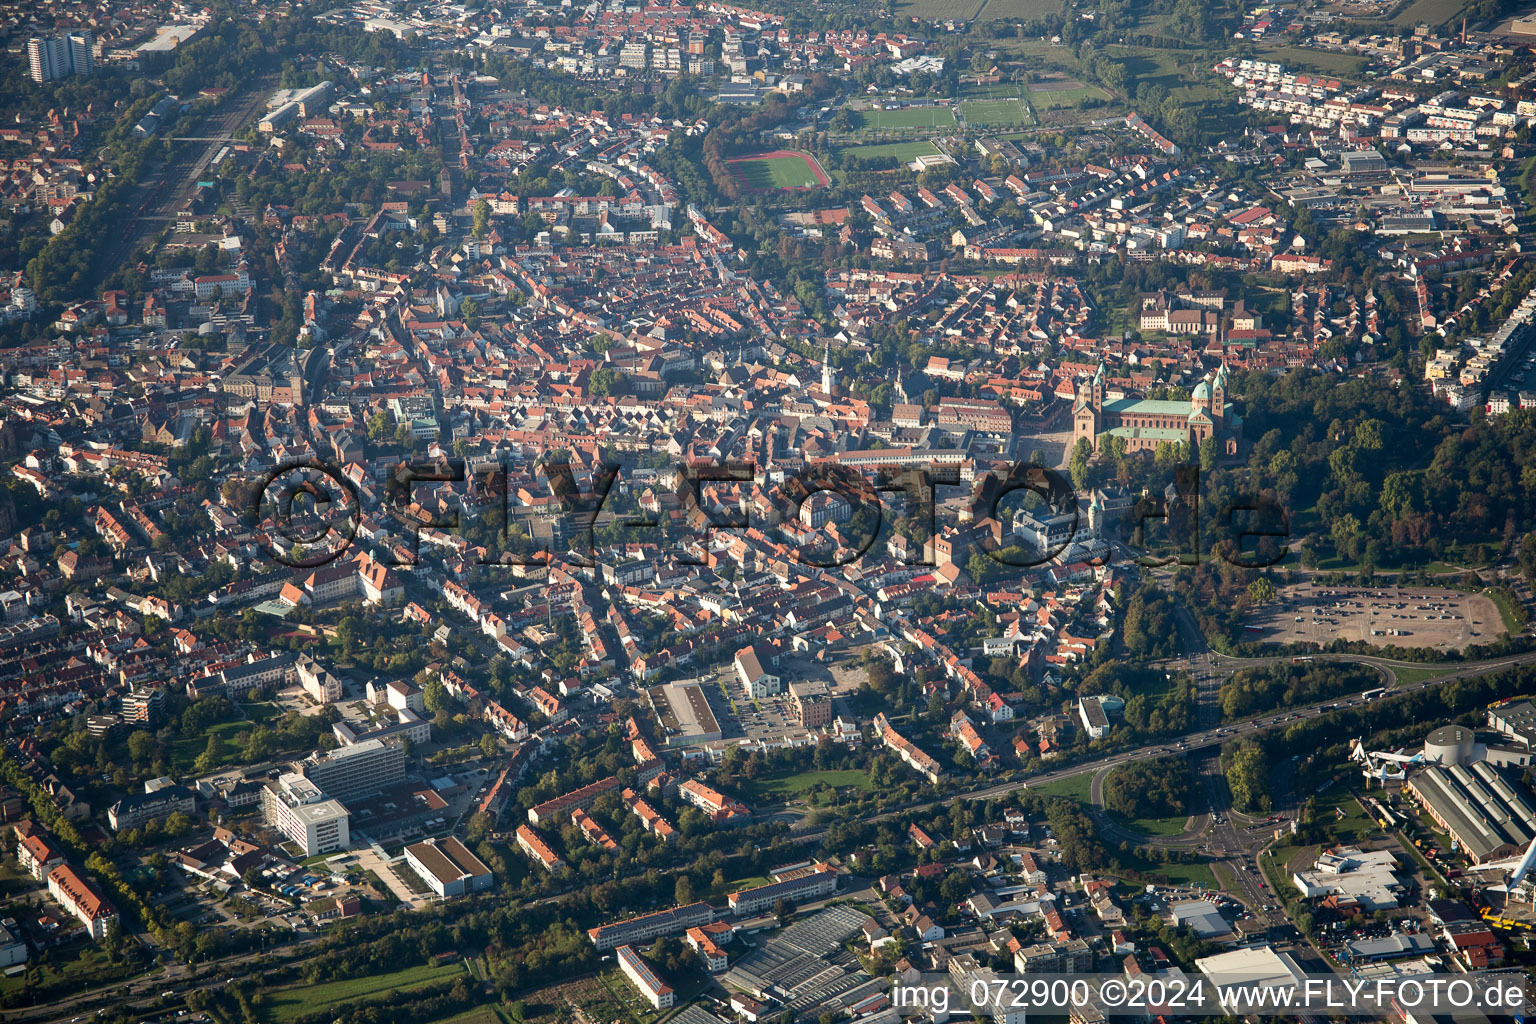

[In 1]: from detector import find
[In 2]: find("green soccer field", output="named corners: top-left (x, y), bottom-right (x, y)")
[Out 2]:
top-left (838, 139), bottom-right (942, 163)
top-left (852, 106), bottom-right (956, 131)
top-left (1025, 82), bottom-right (1111, 109)
top-left (728, 152), bottom-right (829, 190)
top-left (959, 99), bottom-right (1034, 126)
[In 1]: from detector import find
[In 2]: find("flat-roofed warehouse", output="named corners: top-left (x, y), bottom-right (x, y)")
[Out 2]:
top-left (404, 836), bottom-right (494, 898)
top-left (647, 682), bottom-right (723, 746)
top-left (1405, 761), bottom-right (1536, 863)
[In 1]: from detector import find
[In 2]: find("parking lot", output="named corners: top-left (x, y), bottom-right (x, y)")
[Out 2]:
top-left (1244, 583), bottom-right (1501, 651)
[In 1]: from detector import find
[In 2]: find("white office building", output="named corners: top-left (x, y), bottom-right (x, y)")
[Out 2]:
top-left (261, 773), bottom-right (350, 855)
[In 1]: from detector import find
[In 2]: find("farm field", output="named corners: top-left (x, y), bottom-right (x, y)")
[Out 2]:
top-left (262, 962), bottom-right (468, 1023)
top-left (852, 106), bottom-right (955, 131)
top-left (838, 139), bottom-right (942, 162)
top-left (959, 98), bottom-right (1034, 126)
top-left (726, 150), bottom-right (831, 191)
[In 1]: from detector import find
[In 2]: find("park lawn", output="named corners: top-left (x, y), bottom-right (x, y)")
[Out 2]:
top-left (1032, 772), bottom-right (1092, 803)
top-left (744, 769), bottom-right (874, 800)
top-left (263, 962), bottom-right (467, 1023)
top-left (1254, 45), bottom-right (1369, 77)
top-left (1025, 83), bottom-right (1110, 110)
top-left (852, 106), bottom-right (955, 131)
top-left (959, 99), bottom-right (1033, 127)
top-left (732, 155), bottom-right (821, 190)
top-left (169, 717), bottom-right (257, 772)
top-left (839, 140), bottom-right (940, 163)
top-left (242, 701), bottom-right (283, 724)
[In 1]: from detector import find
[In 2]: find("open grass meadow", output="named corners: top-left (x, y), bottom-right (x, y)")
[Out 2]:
top-left (1031, 772), bottom-right (1093, 803)
top-left (743, 768), bottom-right (875, 801)
top-left (1253, 45), bottom-right (1370, 77)
top-left (852, 106), bottom-right (956, 131)
top-left (1099, 45), bottom-right (1226, 104)
top-left (262, 961), bottom-right (467, 1023)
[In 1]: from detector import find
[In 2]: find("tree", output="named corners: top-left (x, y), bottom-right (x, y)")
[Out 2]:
top-left (1069, 437), bottom-right (1093, 491)
top-left (472, 198), bottom-right (491, 239)
top-left (675, 875), bottom-right (695, 905)
top-left (1246, 577), bottom-right (1276, 605)
top-left (367, 411), bottom-right (392, 442)
top-left (1225, 745), bottom-right (1271, 812)
top-left (1198, 435), bottom-right (1219, 473)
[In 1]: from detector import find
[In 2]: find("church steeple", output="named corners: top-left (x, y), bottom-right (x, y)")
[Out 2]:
top-left (822, 342), bottom-right (834, 396)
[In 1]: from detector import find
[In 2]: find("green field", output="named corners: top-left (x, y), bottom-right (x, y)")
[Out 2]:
top-left (169, 717), bottom-right (256, 771)
top-left (853, 106), bottom-right (956, 131)
top-left (1315, 788), bottom-right (1378, 840)
top-left (426, 1008), bottom-right (507, 1024)
top-left (960, 99), bottom-right (1034, 126)
top-left (1099, 45), bottom-right (1226, 104)
top-left (1032, 772), bottom-right (1092, 802)
top-left (894, 0), bottom-right (983, 19)
top-left (731, 153), bottom-right (829, 191)
top-left (744, 768), bottom-right (874, 800)
top-left (1254, 45), bottom-right (1369, 77)
top-left (263, 962), bottom-right (467, 1023)
top-left (1108, 808), bottom-right (1192, 838)
top-left (1393, 0), bottom-right (1471, 26)
top-left (1389, 664), bottom-right (1448, 687)
top-left (1488, 588), bottom-right (1524, 633)
top-left (895, 0), bottom-right (1061, 18)
top-left (839, 140), bottom-right (941, 163)
top-left (978, 0), bottom-right (1065, 16)
top-left (1025, 81), bottom-right (1111, 110)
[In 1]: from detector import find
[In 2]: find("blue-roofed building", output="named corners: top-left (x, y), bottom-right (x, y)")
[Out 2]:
top-left (1072, 361), bottom-right (1243, 457)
